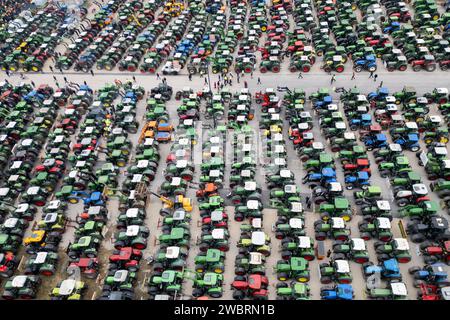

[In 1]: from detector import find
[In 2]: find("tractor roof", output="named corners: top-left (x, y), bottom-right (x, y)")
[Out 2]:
top-left (441, 287), bottom-right (450, 300)
top-left (250, 252), bottom-right (263, 265)
top-left (289, 218), bottom-right (303, 229)
top-left (329, 182), bottom-right (342, 192)
top-left (203, 272), bottom-right (218, 285)
top-left (12, 275), bottom-right (28, 288)
top-left (344, 132), bottom-right (356, 140)
top-left (383, 258), bottom-right (399, 272)
top-left (247, 200), bottom-right (260, 210)
top-left (331, 217), bottom-right (345, 229)
top-left (394, 238), bottom-right (409, 251)
top-left (351, 238), bottom-right (366, 251)
top-left (126, 208), bottom-right (139, 218)
top-left (4, 218), bottom-right (18, 228)
top-left (161, 270), bottom-right (176, 283)
top-left (291, 202), bottom-right (303, 213)
top-left (431, 216), bottom-right (448, 229)
top-left (412, 184), bottom-right (428, 195)
top-left (251, 231), bottom-right (265, 246)
top-left (334, 197), bottom-right (349, 209)
top-left (126, 225), bottom-right (140, 237)
top-left (206, 249), bottom-right (221, 262)
top-left (335, 260), bottom-right (350, 273)
top-left (358, 171), bottom-right (369, 180)
top-left (434, 147), bottom-right (448, 156)
top-left (212, 228), bottom-right (225, 240)
top-left (298, 236), bottom-right (311, 248)
top-left (376, 217), bottom-right (391, 229)
top-left (376, 200), bottom-right (391, 211)
top-left (391, 282), bottom-right (407, 296)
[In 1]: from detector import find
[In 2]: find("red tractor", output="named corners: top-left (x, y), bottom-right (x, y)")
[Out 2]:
top-left (0, 252), bottom-right (18, 278)
top-left (196, 183), bottom-right (219, 202)
top-left (411, 55), bottom-right (437, 72)
top-left (109, 247), bottom-right (142, 272)
top-left (232, 274), bottom-right (269, 300)
top-left (420, 241), bottom-right (450, 265)
top-left (68, 257), bottom-right (99, 279)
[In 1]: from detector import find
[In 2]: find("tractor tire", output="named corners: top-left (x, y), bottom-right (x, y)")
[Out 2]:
top-left (410, 233), bottom-right (425, 243)
top-left (260, 66), bottom-right (268, 73)
top-left (412, 65), bottom-right (422, 72)
top-left (320, 275), bottom-right (332, 284)
top-left (426, 64), bottom-right (436, 72)
top-left (354, 66), bottom-right (363, 73)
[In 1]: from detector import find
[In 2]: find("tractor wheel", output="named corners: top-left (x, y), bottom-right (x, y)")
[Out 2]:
top-left (396, 198), bottom-right (409, 207)
top-left (412, 65), bottom-right (422, 72)
top-left (354, 65), bottom-right (363, 73)
top-left (335, 65), bottom-right (344, 73)
top-left (276, 282), bottom-right (288, 289)
top-left (210, 291), bottom-right (222, 298)
top-left (289, 66), bottom-right (297, 73)
top-left (399, 65), bottom-right (407, 71)
top-left (315, 232), bottom-right (327, 241)
top-left (368, 66), bottom-right (377, 72)
top-left (277, 272), bottom-right (289, 281)
top-left (302, 65), bottom-right (311, 72)
top-left (260, 66), bottom-right (268, 73)
top-left (410, 234), bottom-right (425, 243)
top-left (440, 64), bottom-right (448, 71)
top-left (233, 290), bottom-right (245, 300)
top-left (423, 255), bottom-right (438, 265)
top-left (2, 290), bottom-right (15, 300)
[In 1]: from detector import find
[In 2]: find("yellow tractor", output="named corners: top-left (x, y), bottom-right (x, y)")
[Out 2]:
top-left (150, 192), bottom-right (192, 212)
top-left (164, 0), bottom-right (185, 17)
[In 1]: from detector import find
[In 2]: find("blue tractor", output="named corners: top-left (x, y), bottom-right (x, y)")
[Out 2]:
top-left (313, 95), bottom-right (333, 110)
top-left (394, 133), bottom-right (420, 152)
top-left (363, 258), bottom-right (402, 281)
top-left (368, 87), bottom-right (389, 102)
top-left (303, 167), bottom-right (337, 188)
top-left (383, 21), bottom-right (401, 34)
top-left (408, 263), bottom-right (449, 287)
top-left (349, 113), bottom-right (372, 131)
top-left (363, 133), bottom-right (388, 151)
top-left (67, 191), bottom-right (106, 206)
top-left (320, 284), bottom-right (354, 300)
top-left (345, 171), bottom-right (370, 190)
top-left (353, 55), bottom-right (377, 73)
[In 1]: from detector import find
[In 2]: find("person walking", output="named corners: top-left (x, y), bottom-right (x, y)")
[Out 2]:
top-left (188, 73), bottom-right (192, 81)
top-left (156, 72), bottom-right (160, 80)
top-left (327, 249), bottom-right (332, 258)
top-left (90, 69), bottom-right (94, 77)
top-left (257, 77), bottom-right (261, 84)
top-left (379, 80), bottom-right (383, 88)
top-left (330, 74), bottom-right (336, 84)
top-left (49, 65), bottom-right (54, 73)
top-left (351, 71), bottom-right (355, 80)
top-left (204, 77), bottom-right (208, 85)
top-left (64, 77), bottom-right (68, 83)
top-left (132, 75), bottom-right (136, 82)
top-left (374, 74), bottom-right (378, 82)
top-left (31, 81), bottom-right (36, 87)
top-left (244, 80), bottom-right (248, 88)
top-left (298, 72), bottom-right (303, 79)
top-left (162, 77), bottom-right (167, 84)
top-left (369, 70), bottom-right (374, 78)
top-left (250, 71), bottom-right (254, 79)
top-left (53, 75), bottom-right (57, 82)
top-left (59, 67), bottom-right (63, 74)
top-left (84, 81), bottom-right (88, 86)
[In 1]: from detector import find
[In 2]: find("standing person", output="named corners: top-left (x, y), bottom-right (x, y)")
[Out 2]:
top-left (49, 65), bottom-right (54, 73)
top-left (133, 75), bottom-right (136, 82)
top-left (330, 74), bottom-right (336, 84)
top-left (20, 72), bottom-right (25, 80)
top-left (84, 81), bottom-right (88, 86)
top-left (244, 80), bottom-right (248, 88)
top-left (237, 73), bottom-right (240, 83)
top-left (369, 70), bottom-right (374, 78)
top-left (351, 71), bottom-right (355, 80)
top-left (188, 73), bottom-right (192, 81)
top-left (327, 249), bottom-right (332, 258)
top-left (214, 82), bottom-right (216, 89)
top-left (64, 77), bottom-right (68, 83)
top-left (229, 79), bottom-right (233, 86)
top-left (379, 80), bottom-right (383, 88)
top-left (250, 71), bottom-right (253, 79)
top-left (298, 72), bottom-right (303, 79)
top-left (31, 81), bottom-right (36, 87)
top-left (5, 70), bottom-right (10, 77)
top-left (90, 69), bottom-right (94, 77)
top-left (163, 77), bottom-right (167, 84)
top-left (53, 75), bottom-right (57, 82)
top-left (59, 67), bottom-right (63, 74)
top-left (374, 74), bottom-right (378, 82)
top-left (204, 77), bottom-right (208, 85)
top-left (156, 72), bottom-right (160, 80)
top-left (218, 74), bottom-right (221, 81)
top-left (257, 77), bottom-right (261, 84)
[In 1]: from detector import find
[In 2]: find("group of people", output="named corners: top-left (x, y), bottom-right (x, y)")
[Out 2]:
top-left (0, 0), bottom-right (30, 25)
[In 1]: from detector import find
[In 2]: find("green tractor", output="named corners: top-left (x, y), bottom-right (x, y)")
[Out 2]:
top-left (2, 275), bottom-right (41, 300)
top-left (153, 246), bottom-right (188, 272)
top-left (114, 225), bottom-right (149, 250)
top-left (333, 238), bottom-right (370, 264)
top-left (104, 269), bottom-right (136, 292)
top-left (275, 257), bottom-right (310, 282)
top-left (192, 272), bottom-right (224, 298)
top-left (51, 279), bottom-right (86, 300)
top-left (314, 217), bottom-right (351, 241)
top-left (235, 252), bottom-right (266, 275)
top-left (400, 200), bottom-right (439, 220)
top-left (281, 236), bottom-right (315, 261)
top-left (366, 282), bottom-right (408, 300)
top-left (319, 197), bottom-right (352, 222)
top-left (68, 236), bottom-right (100, 260)
top-left (194, 249), bottom-right (225, 274)
top-left (24, 252), bottom-right (58, 276)
top-left (276, 282), bottom-right (310, 300)
top-left (358, 217), bottom-right (393, 242)
top-left (374, 238), bottom-right (412, 263)
top-left (319, 259), bottom-right (353, 284)
top-left (354, 186), bottom-right (383, 206)
top-left (148, 270), bottom-right (183, 298)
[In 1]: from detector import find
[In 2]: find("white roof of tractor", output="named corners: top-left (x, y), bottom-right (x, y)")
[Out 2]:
top-left (34, 252), bottom-right (48, 264)
top-left (329, 182), bottom-right (343, 192)
top-left (389, 144), bottom-right (402, 152)
top-left (114, 270), bottom-right (128, 282)
top-left (247, 200), bottom-right (259, 210)
top-left (289, 218), bottom-right (303, 229)
top-left (437, 88), bottom-right (449, 94)
top-left (211, 211), bottom-right (223, 222)
top-left (212, 228), bottom-right (225, 240)
top-left (251, 231), bottom-right (266, 245)
top-left (391, 282), bottom-right (407, 296)
top-left (429, 115), bottom-right (442, 123)
top-left (250, 252), bottom-right (263, 265)
top-left (244, 181), bottom-right (257, 191)
top-left (394, 238), bottom-right (409, 251)
top-left (352, 238), bottom-right (366, 251)
top-left (313, 142), bottom-right (324, 150)
top-left (126, 208), bottom-right (139, 218)
top-left (280, 169), bottom-right (292, 178)
top-left (412, 183), bottom-right (428, 195)
top-left (252, 218), bottom-right (262, 229)
top-left (332, 217), bottom-right (345, 229)
top-left (376, 217), bottom-right (391, 229)
top-left (59, 279), bottom-right (77, 295)
top-left (166, 246), bottom-right (180, 259)
top-left (126, 225), bottom-right (140, 237)
top-left (376, 200), bottom-right (391, 211)
top-left (434, 147), bottom-right (448, 156)
top-left (335, 260), bottom-right (350, 273)
top-left (12, 275), bottom-right (27, 288)
top-left (284, 185), bottom-right (297, 194)
top-left (298, 236), bottom-right (311, 248)
top-left (4, 218), bottom-right (18, 228)
top-left (291, 202), bottom-right (303, 213)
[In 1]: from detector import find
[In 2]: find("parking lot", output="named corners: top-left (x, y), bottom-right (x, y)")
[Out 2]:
top-left (0, 0), bottom-right (449, 301)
